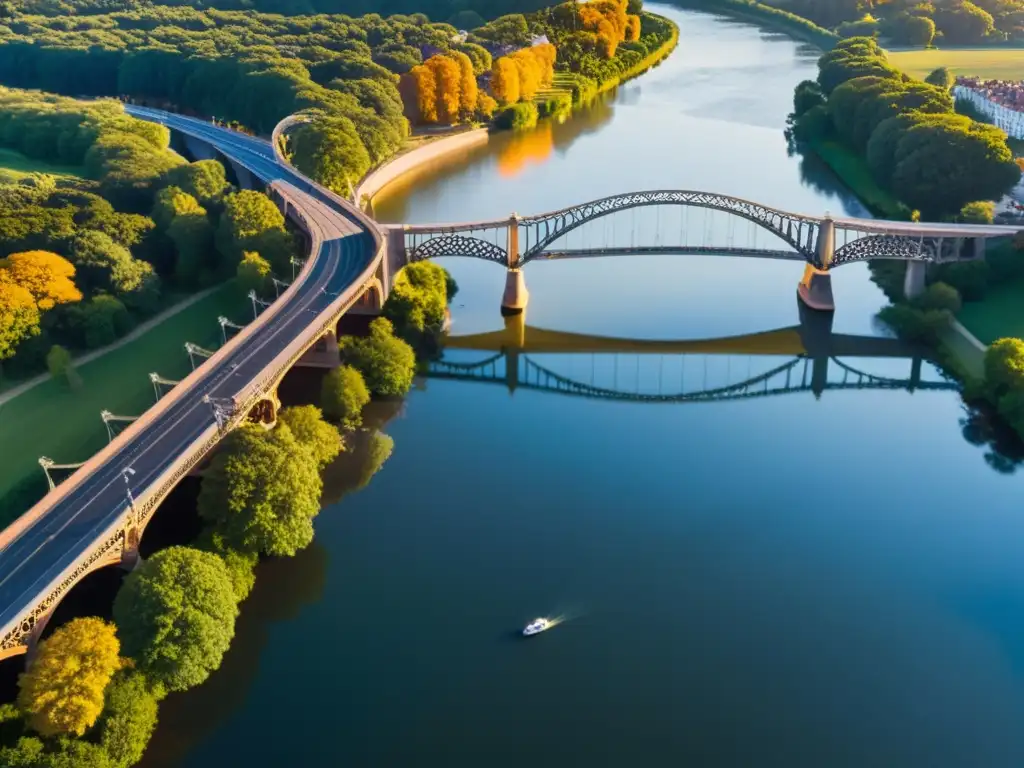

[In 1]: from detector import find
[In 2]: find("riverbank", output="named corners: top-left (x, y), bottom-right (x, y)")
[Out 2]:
top-left (359, 13), bottom-right (679, 210)
top-left (671, 0), bottom-right (837, 49)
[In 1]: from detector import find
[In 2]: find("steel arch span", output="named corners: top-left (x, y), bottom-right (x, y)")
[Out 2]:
top-left (517, 190), bottom-right (820, 264)
top-left (408, 233), bottom-right (509, 264)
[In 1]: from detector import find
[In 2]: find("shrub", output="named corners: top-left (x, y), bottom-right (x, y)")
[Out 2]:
top-left (495, 102), bottom-right (539, 131)
top-left (985, 337), bottom-right (1024, 398)
top-left (959, 200), bottom-right (996, 224)
top-left (877, 303), bottom-right (951, 343)
top-left (321, 364), bottom-right (370, 430)
top-left (95, 671), bottom-right (158, 768)
top-left (340, 317), bottom-right (416, 397)
top-left (933, 260), bottom-right (990, 301)
top-left (913, 281), bottom-right (962, 313)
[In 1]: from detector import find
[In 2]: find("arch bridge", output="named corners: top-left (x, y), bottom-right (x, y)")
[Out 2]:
top-left (391, 190), bottom-right (1021, 313)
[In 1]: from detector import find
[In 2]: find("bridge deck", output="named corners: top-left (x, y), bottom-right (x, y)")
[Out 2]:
top-left (0, 109), bottom-right (380, 651)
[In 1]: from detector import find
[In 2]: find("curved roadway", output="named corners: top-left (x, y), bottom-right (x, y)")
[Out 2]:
top-left (0, 108), bottom-right (380, 642)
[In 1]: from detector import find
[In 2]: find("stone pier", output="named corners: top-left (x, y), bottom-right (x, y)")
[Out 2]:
top-left (904, 260), bottom-right (927, 300)
top-left (797, 216), bottom-right (835, 312)
top-left (501, 214), bottom-right (529, 314)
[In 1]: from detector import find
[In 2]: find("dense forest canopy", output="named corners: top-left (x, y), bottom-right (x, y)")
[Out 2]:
top-left (767, 0), bottom-right (1024, 44)
top-left (0, 0), bottom-right (551, 22)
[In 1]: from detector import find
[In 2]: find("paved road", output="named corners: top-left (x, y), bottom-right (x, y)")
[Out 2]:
top-left (0, 108), bottom-right (378, 640)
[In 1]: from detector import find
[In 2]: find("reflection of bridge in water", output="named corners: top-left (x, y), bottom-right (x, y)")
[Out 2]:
top-left (429, 311), bottom-right (958, 401)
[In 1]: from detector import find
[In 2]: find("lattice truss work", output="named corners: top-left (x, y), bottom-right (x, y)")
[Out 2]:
top-left (517, 191), bottom-right (821, 263)
top-left (831, 229), bottom-right (979, 266)
top-left (403, 191), bottom-right (822, 265)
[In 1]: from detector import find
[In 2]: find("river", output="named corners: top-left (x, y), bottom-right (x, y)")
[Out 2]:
top-left (144, 5), bottom-right (1024, 766)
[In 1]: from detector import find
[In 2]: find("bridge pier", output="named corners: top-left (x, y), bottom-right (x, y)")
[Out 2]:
top-left (799, 216), bottom-right (835, 312)
top-left (296, 330), bottom-right (342, 368)
top-left (228, 158), bottom-right (256, 190)
top-left (501, 215), bottom-right (529, 315)
top-left (501, 269), bottom-right (529, 315)
top-left (797, 265), bottom-right (835, 312)
top-left (904, 260), bottom-right (927, 300)
top-left (183, 134), bottom-right (217, 162)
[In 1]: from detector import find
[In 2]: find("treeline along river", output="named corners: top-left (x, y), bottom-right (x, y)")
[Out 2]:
top-left (140, 5), bottom-right (1024, 766)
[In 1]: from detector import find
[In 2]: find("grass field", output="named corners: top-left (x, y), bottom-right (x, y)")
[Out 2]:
top-left (0, 146), bottom-right (87, 181)
top-left (0, 284), bottom-right (247, 525)
top-left (888, 48), bottom-right (1024, 81)
top-left (958, 280), bottom-right (1024, 345)
top-left (808, 139), bottom-right (907, 218)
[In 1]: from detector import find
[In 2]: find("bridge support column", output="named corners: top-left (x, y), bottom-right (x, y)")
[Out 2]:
top-left (904, 260), bottom-right (927, 300)
top-left (797, 264), bottom-right (835, 312)
top-left (183, 135), bottom-right (217, 161)
top-left (228, 158), bottom-right (256, 190)
top-left (501, 214), bottom-right (528, 314)
top-left (501, 269), bottom-right (529, 315)
top-left (973, 236), bottom-right (986, 261)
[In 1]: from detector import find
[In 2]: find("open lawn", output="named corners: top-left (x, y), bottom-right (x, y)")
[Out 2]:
top-left (808, 139), bottom-right (906, 219)
top-left (0, 146), bottom-right (87, 181)
top-left (958, 280), bottom-right (1024, 345)
top-left (888, 48), bottom-right (1024, 81)
top-left (0, 284), bottom-right (247, 526)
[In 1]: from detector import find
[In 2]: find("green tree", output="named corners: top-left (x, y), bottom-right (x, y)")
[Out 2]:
top-left (216, 190), bottom-right (293, 271)
top-left (46, 344), bottom-right (79, 388)
top-left (17, 617), bottom-right (123, 737)
top-left (278, 405), bottom-right (344, 468)
top-left (890, 116), bottom-right (1020, 216)
top-left (167, 211), bottom-right (215, 286)
top-left (290, 117), bottom-right (372, 200)
top-left (340, 317), bottom-right (417, 397)
top-left (113, 546), bottom-right (237, 694)
top-left (197, 424), bottom-right (324, 557)
top-left (985, 337), bottom-right (1024, 398)
top-left (151, 186), bottom-right (203, 231)
top-left (959, 200), bottom-right (996, 223)
top-left (321, 364), bottom-right (370, 429)
top-left (925, 66), bottom-right (955, 91)
top-left (236, 251), bottom-right (272, 296)
top-left (95, 671), bottom-right (158, 768)
top-left (162, 160), bottom-right (230, 207)
top-left (913, 282), bottom-right (962, 313)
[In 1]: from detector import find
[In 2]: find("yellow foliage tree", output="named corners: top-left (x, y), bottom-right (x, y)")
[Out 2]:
top-left (404, 64), bottom-right (439, 124)
top-left (0, 274), bottom-right (40, 362)
top-left (0, 251), bottom-right (82, 311)
top-left (490, 57), bottom-right (521, 105)
top-left (426, 55), bottom-right (462, 124)
top-left (18, 617), bottom-right (123, 737)
top-left (476, 92), bottom-right (498, 119)
top-left (531, 43), bottom-right (558, 87)
top-left (449, 50), bottom-right (478, 119)
top-left (510, 50), bottom-right (542, 101)
top-left (625, 15), bottom-right (642, 42)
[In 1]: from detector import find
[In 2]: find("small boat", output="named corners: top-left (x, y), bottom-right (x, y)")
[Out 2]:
top-left (522, 617), bottom-right (552, 637)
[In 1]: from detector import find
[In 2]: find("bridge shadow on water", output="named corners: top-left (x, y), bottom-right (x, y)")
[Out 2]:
top-left (430, 303), bottom-right (955, 403)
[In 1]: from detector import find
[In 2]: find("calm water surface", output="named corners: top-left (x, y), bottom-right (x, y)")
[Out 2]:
top-left (148, 6), bottom-right (1024, 766)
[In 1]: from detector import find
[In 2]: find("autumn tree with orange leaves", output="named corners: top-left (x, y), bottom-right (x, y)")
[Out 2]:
top-left (401, 52), bottom-right (486, 125)
top-left (426, 55), bottom-right (463, 124)
top-left (400, 64), bottom-right (439, 124)
top-left (0, 251), bottom-right (82, 310)
top-left (491, 57), bottom-right (521, 105)
top-left (491, 44), bottom-right (557, 105)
